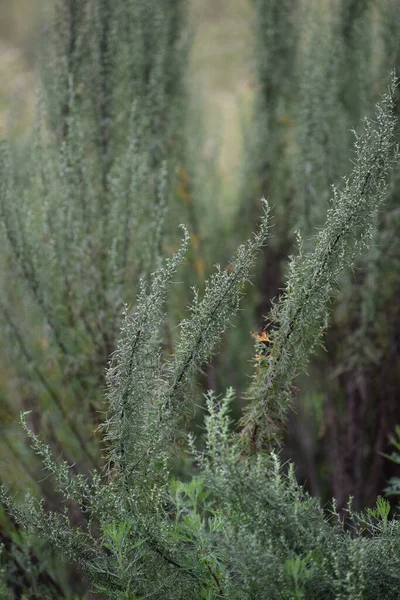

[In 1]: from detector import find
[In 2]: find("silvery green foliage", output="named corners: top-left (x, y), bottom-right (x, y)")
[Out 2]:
top-left (233, 0), bottom-right (298, 385)
top-left (1, 81), bottom-right (400, 598)
top-left (0, 3), bottom-right (189, 594)
top-left (3, 408), bottom-right (400, 600)
top-left (189, 391), bottom-right (400, 599)
top-left (339, 0), bottom-right (374, 121)
top-left (348, 0), bottom-right (400, 355)
top-left (0, 0), bottom-right (189, 462)
top-left (239, 0), bottom-right (298, 225)
top-left (40, 0), bottom-right (187, 170)
top-left (293, 0), bottom-right (378, 239)
top-left (103, 228), bottom-right (190, 504)
top-left (0, 520), bottom-right (71, 600)
top-left (293, 7), bottom-right (348, 236)
top-left (323, 2), bottom-right (400, 507)
top-left (1, 209), bottom-right (269, 598)
top-left (241, 77), bottom-right (399, 450)
top-left (252, 0), bottom-right (297, 142)
top-left (104, 204), bottom-right (269, 506)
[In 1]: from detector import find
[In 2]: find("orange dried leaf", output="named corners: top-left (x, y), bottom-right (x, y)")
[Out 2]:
top-left (252, 330), bottom-right (272, 344)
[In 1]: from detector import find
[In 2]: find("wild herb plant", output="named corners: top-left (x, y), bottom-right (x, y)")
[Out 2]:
top-left (226, 0), bottom-right (299, 400)
top-left (240, 0), bottom-right (400, 509)
top-left (302, 0), bottom-right (400, 509)
top-left (293, 4), bottom-right (347, 237)
top-left (1, 77), bottom-right (399, 600)
top-left (0, 0), bottom-right (189, 469)
top-left (0, 0), bottom-right (190, 596)
top-left (241, 77), bottom-right (398, 451)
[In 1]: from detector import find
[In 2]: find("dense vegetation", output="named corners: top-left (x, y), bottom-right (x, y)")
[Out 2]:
top-left (0, 0), bottom-right (400, 598)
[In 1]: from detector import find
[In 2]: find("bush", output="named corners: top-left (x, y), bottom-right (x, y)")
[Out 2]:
top-left (1, 77), bottom-right (399, 599)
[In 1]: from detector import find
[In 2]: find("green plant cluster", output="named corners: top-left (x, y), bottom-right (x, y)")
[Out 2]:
top-left (236, 0), bottom-right (400, 509)
top-left (0, 0), bottom-right (191, 595)
top-left (1, 81), bottom-right (400, 598)
top-left (1, 0), bottom-right (400, 598)
top-left (0, 0), bottom-right (189, 469)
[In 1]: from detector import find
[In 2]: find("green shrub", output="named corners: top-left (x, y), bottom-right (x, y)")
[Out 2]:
top-left (1, 77), bottom-right (399, 599)
top-left (0, 0), bottom-right (190, 595)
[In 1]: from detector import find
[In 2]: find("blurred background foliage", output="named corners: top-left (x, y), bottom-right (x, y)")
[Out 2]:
top-left (1, 0), bottom-right (400, 597)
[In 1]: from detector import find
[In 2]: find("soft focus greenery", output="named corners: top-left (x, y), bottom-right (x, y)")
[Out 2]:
top-left (1, 0), bottom-right (400, 598)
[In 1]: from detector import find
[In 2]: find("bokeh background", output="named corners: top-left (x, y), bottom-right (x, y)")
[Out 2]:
top-left (1, 1), bottom-right (400, 597)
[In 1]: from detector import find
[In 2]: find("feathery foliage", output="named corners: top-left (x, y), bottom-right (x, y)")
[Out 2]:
top-left (0, 0), bottom-right (191, 595)
top-left (1, 77), bottom-right (400, 599)
top-left (0, 0), bottom-right (189, 464)
top-left (237, 0), bottom-right (298, 237)
top-left (303, 0), bottom-right (400, 508)
top-left (293, 5), bottom-right (347, 236)
top-left (241, 77), bottom-right (399, 450)
top-left (1, 204), bottom-right (270, 598)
